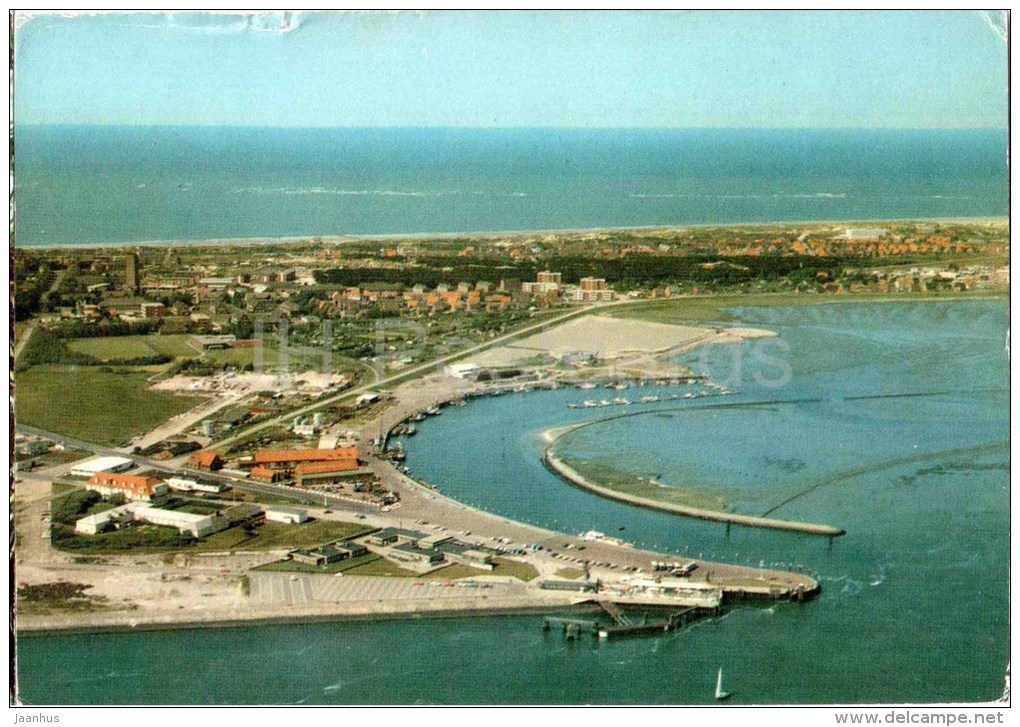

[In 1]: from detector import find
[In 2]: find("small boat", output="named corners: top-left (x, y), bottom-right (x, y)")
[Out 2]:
top-left (612, 397), bottom-right (629, 406)
top-left (405, 424), bottom-right (417, 436)
top-left (683, 392), bottom-right (695, 399)
top-left (425, 406), bottom-right (442, 416)
top-left (582, 400), bottom-right (598, 408)
top-left (640, 395), bottom-right (659, 403)
top-left (412, 411), bottom-right (427, 422)
top-left (577, 382), bottom-right (597, 390)
top-left (714, 667), bottom-right (731, 701)
top-left (600, 399), bottom-right (612, 407)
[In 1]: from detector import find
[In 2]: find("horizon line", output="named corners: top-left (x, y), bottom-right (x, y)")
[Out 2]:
top-left (12, 123), bottom-right (1009, 132)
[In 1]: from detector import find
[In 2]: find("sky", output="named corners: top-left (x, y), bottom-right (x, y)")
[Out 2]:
top-left (13, 10), bottom-right (1009, 128)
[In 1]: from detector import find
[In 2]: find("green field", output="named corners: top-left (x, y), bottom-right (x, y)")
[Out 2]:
top-left (66, 336), bottom-right (162, 361)
top-left (144, 334), bottom-right (200, 358)
top-left (16, 366), bottom-right (204, 446)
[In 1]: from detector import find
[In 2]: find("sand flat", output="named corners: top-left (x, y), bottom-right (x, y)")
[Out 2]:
top-left (504, 314), bottom-right (713, 358)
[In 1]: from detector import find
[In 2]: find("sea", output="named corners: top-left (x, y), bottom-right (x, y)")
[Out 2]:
top-left (17, 300), bottom-right (1009, 704)
top-left (13, 126), bottom-right (1007, 247)
top-left (14, 127), bottom-right (1009, 704)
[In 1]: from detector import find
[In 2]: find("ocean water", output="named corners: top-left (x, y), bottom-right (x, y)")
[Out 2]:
top-left (17, 300), bottom-right (1009, 704)
top-left (13, 126), bottom-right (1007, 246)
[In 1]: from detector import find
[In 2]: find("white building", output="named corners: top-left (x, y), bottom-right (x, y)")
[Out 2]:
top-left (165, 477), bottom-right (223, 494)
top-left (444, 362), bottom-right (481, 380)
top-left (75, 503), bottom-right (217, 538)
top-left (75, 504), bottom-right (136, 535)
top-left (264, 506), bottom-right (310, 524)
top-left (132, 504), bottom-right (217, 537)
top-left (70, 456), bottom-right (134, 478)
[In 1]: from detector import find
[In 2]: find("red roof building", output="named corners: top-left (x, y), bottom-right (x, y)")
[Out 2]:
top-left (88, 472), bottom-right (168, 501)
top-left (252, 447), bottom-right (359, 467)
top-left (188, 450), bottom-right (224, 471)
top-left (250, 466), bottom-right (285, 483)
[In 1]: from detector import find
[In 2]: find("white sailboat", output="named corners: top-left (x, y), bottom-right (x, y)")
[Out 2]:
top-left (714, 667), bottom-right (731, 701)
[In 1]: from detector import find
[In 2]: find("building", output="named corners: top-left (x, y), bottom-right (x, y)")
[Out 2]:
top-left (198, 277), bottom-right (235, 289)
top-left (87, 472), bottom-right (168, 502)
top-left (250, 466), bottom-right (285, 483)
top-left (263, 506), bottom-right (310, 524)
top-left (124, 253), bottom-right (140, 293)
top-left (443, 362), bottom-right (481, 380)
top-left (250, 447), bottom-right (360, 468)
top-left (416, 533), bottom-right (454, 550)
top-left (188, 450), bottom-right (224, 471)
top-left (364, 527), bottom-right (422, 547)
top-left (131, 504), bottom-right (217, 537)
top-left (75, 504), bottom-right (136, 535)
top-left (355, 393), bottom-right (380, 407)
top-left (143, 274), bottom-right (197, 291)
top-left (522, 270), bottom-right (562, 295)
top-left (573, 277), bottom-right (614, 303)
top-left (390, 543), bottom-right (445, 567)
top-left (165, 477), bottom-right (223, 494)
top-left (189, 334), bottom-right (237, 351)
top-left (290, 540), bottom-right (368, 566)
top-left (75, 503), bottom-right (217, 537)
top-left (293, 460), bottom-right (366, 488)
top-left (70, 456), bottom-right (134, 478)
top-left (215, 503), bottom-right (264, 528)
top-left (141, 302), bottom-right (166, 318)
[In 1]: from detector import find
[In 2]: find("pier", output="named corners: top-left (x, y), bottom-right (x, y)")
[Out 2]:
top-left (543, 601), bottom-right (718, 640)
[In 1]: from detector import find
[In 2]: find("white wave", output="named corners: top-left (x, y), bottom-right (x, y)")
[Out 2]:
top-left (628, 191), bottom-right (844, 199)
top-left (229, 186), bottom-right (460, 198)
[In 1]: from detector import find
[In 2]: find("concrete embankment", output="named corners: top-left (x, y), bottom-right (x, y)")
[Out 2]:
top-left (542, 452), bottom-right (845, 537)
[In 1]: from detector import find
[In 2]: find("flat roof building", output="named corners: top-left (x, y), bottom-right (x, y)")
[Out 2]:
top-left (264, 506), bottom-right (309, 524)
top-left (70, 456), bottom-right (134, 478)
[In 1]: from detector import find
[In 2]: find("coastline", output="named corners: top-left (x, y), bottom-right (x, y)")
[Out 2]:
top-left (15, 215), bottom-right (1008, 250)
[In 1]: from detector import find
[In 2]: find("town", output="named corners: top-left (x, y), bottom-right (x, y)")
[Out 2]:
top-left (13, 219), bottom-right (1008, 636)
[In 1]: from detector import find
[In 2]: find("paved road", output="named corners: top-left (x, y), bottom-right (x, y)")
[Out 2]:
top-left (210, 299), bottom-right (648, 451)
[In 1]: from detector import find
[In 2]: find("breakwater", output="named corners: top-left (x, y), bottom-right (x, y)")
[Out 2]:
top-left (541, 450), bottom-right (845, 537)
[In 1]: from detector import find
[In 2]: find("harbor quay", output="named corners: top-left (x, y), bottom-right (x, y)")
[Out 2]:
top-left (15, 370), bottom-right (819, 638)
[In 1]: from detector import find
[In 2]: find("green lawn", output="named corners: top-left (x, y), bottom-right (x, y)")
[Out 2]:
top-left (66, 336), bottom-right (161, 361)
top-left (553, 567), bottom-right (586, 580)
top-left (145, 334), bottom-right (201, 358)
top-left (189, 519), bottom-right (373, 553)
top-left (16, 366), bottom-right (204, 446)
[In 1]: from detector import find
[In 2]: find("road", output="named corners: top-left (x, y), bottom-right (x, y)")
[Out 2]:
top-left (210, 298), bottom-right (646, 451)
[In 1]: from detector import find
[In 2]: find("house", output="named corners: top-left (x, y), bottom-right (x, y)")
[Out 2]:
top-left (250, 466), bottom-right (286, 483)
top-left (87, 472), bottom-right (168, 502)
top-left (188, 450), bottom-right (224, 471)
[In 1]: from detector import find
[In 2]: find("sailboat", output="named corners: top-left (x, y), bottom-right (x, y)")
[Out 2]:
top-left (714, 667), bottom-right (731, 701)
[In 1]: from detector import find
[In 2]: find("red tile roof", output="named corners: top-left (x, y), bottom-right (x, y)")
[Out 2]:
top-left (253, 447), bottom-right (359, 465)
top-left (89, 472), bottom-right (164, 497)
top-left (294, 459), bottom-right (360, 475)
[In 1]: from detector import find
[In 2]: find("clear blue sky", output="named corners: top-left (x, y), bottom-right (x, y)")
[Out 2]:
top-left (13, 10), bottom-right (1008, 128)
